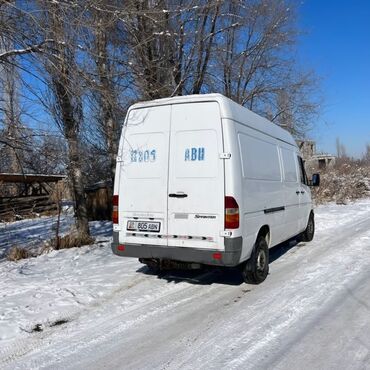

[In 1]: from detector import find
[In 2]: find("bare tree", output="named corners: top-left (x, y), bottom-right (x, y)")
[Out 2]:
top-left (271, 72), bottom-right (320, 137)
top-left (118, 0), bottom-right (319, 136)
top-left (0, 59), bottom-right (22, 174)
top-left (123, 0), bottom-right (178, 99)
top-left (216, 0), bottom-right (319, 137)
top-left (336, 137), bottom-right (347, 159)
top-left (218, 0), bottom-right (295, 105)
top-left (0, 0), bottom-right (59, 64)
top-left (363, 144), bottom-right (370, 164)
top-left (121, 1), bottom-right (222, 99)
top-left (39, 1), bottom-right (90, 235)
top-left (0, 0), bottom-right (322, 214)
top-left (0, 1), bottom-right (23, 177)
top-left (22, 134), bottom-right (66, 174)
top-left (82, 2), bottom-right (127, 183)
top-left (93, 9), bottom-right (119, 181)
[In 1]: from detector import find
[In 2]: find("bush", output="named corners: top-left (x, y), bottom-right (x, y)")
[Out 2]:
top-left (7, 246), bottom-right (31, 261)
top-left (313, 159), bottom-right (370, 204)
top-left (52, 232), bottom-right (95, 250)
top-left (6, 232), bottom-right (95, 262)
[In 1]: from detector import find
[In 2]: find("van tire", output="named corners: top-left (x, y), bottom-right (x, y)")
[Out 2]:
top-left (301, 212), bottom-right (315, 242)
top-left (242, 236), bottom-right (269, 284)
top-left (140, 258), bottom-right (161, 274)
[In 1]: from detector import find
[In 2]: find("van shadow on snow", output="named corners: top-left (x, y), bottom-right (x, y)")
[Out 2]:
top-left (269, 237), bottom-right (300, 263)
top-left (136, 237), bottom-right (301, 286)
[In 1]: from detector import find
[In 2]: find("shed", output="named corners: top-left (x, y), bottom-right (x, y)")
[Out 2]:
top-left (0, 173), bottom-right (66, 221)
top-left (85, 181), bottom-right (112, 221)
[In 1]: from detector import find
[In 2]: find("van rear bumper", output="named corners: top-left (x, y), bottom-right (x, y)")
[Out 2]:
top-left (111, 232), bottom-right (242, 267)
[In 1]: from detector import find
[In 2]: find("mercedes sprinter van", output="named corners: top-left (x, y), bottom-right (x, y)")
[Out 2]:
top-left (112, 94), bottom-right (319, 283)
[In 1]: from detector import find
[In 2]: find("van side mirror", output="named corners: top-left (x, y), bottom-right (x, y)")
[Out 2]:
top-left (310, 173), bottom-right (320, 187)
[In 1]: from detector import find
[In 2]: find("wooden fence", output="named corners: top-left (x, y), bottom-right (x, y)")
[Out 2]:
top-left (0, 173), bottom-right (66, 221)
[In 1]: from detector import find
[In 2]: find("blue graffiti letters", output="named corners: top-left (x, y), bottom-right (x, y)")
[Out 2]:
top-left (184, 147), bottom-right (206, 161)
top-left (130, 149), bottom-right (156, 163)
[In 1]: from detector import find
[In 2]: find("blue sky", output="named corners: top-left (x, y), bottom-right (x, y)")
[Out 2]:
top-left (298, 0), bottom-right (370, 157)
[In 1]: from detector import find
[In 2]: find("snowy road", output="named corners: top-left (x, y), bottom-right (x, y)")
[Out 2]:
top-left (1, 200), bottom-right (370, 369)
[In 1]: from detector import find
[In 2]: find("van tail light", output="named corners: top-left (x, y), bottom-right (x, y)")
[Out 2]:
top-left (112, 195), bottom-right (119, 224)
top-left (225, 196), bottom-right (239, 229)
top-left (213, 252), bottom-right (222, 260)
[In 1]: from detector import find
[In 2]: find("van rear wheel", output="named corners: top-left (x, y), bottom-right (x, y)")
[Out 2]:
top-left (301, 212), bottom-right (315, 242)
top-left (242, 236), bottom-right (269, 284)
top-left (139, 258), bottom-right (161, 274)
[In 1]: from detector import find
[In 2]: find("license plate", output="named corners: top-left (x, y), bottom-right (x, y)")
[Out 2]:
top-left (127, 221), bottom-right (160, 233)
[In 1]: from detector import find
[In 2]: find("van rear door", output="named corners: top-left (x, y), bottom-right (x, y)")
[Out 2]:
top-left (118, 105), bottom-right (170, 246)
top-left (167, 102), bottom-right (225, 250)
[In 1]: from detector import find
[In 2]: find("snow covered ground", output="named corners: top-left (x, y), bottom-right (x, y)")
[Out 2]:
top-left (1, 200), bottom-right (370, 369)
top-left (0, 213), bottom-right (111, 259)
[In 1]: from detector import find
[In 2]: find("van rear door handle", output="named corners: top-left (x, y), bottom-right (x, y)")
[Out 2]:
top-left (296, 191), bottom-right (300, 195)
top-left (169, 193), bottom-right (188, 198)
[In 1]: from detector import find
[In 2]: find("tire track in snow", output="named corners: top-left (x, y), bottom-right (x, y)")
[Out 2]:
top-left (3, 202), bottom-right (370, 369)
top-left (0, 272), bottom-right (152, 366)
top-left (169, 213), bottom-right (370, 369)
top-left (1, 269), bottom-right (221, 369)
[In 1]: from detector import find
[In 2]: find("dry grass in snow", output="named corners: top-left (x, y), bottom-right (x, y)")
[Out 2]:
top-left (313, 160), bottom-right (370, 204)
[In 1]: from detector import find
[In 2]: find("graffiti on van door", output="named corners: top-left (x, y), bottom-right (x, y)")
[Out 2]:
top-left (184, 147), bottom-right (205, 161)
top-left (130, 149), bottom-right (156, 163)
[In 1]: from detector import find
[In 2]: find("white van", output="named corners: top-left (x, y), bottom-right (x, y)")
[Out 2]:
top-left (112, 94), bottom-right (319, 283)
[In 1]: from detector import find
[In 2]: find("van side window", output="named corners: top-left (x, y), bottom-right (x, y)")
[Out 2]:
top-left (281, 148), bottom-right (298, 182)
top-left (238, 133), bottom-right (281, 181)
top-left (298, 156), bottom-right (308, 185)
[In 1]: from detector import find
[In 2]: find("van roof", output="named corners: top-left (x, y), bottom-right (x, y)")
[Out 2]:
top-left (129, 93), bottom-right (297, 147)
